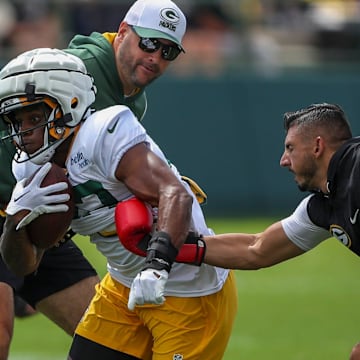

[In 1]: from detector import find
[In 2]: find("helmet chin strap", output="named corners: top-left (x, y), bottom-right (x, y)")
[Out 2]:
top-left (30, 130), bottom-right (73, 165)
top-left (29, 145), bottom-right (56, 165)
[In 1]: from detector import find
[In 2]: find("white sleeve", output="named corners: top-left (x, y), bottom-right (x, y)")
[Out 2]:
top-left (281, 195), bottom-right (330, 251)
top-left (92, 106), bottom-right (148, 181)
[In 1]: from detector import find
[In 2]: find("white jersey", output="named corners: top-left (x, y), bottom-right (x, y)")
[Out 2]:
top-left (281, 195), bottom-right (330, 251)
top-left (14, 105), bottom-right (228, 297)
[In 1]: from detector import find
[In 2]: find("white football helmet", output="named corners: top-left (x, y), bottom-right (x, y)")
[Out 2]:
top-left (0, 48), bottom-right (96, 164)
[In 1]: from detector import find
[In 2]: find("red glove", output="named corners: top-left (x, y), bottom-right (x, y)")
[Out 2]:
top-left (115, 198), bottom-right (206, 266)
top-left (115, 197), bottom-right (153, 257)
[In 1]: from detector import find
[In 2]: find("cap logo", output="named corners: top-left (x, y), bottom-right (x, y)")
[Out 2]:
top-left (160, 8), bottom-right (180, 24)
top-left (159, 8), bottom-right (180, 32)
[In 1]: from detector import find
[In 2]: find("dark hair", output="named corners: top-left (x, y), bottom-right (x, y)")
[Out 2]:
top-left (283, 103), bottom-right (352, 146)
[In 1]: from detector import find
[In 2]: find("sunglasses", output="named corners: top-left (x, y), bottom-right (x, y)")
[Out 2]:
top-left (131, 27), bottom-right (182, 61)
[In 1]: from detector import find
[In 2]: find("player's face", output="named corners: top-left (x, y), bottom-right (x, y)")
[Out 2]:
top-left (114, 23), bottom-right (172, 93)
top-left (10, 103), bottom-right (47, 155)
top-left (280, 126), bottom-right (319, 192)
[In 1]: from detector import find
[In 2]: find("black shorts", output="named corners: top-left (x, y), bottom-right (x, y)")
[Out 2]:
top-left (0, 239), bottom-right (97, 308)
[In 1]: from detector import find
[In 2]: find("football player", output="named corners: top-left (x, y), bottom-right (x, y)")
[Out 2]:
top-left (0, 1), bottom-right (207, 358)
top-left (0, 47), bottom-right (237, 360)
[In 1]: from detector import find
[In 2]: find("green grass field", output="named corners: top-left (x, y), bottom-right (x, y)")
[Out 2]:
top-left (9, 217), bottom-right (360, 360)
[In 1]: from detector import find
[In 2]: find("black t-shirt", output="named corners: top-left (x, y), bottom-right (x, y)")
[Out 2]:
top-left (308, 137), bottom-right (360, 256)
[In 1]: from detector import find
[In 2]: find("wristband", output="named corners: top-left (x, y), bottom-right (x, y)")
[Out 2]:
top-left (143, 231), bottom-right (178, 272)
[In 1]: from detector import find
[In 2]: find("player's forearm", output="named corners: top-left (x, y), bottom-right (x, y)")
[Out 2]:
top-left (156, 186), bottom-right (193, 248)
top-left (203, 233), bottom-right (264, 270)
top-left (0, 215), bottom-right (43, 276)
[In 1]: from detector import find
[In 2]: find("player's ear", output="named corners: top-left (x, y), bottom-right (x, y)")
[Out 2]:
top-left (113, 22), bottom-right (128, 51)
top-left (314, 136), bottom-right (325, 157)
top-left (117, 22), bottom-right (129, 40)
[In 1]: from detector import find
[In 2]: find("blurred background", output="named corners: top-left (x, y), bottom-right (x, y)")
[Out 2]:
top-left (1, 0), bottom-right (360, 217)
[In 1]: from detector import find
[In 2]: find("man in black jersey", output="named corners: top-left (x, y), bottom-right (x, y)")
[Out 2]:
top-left (199, 102), bottom-right (360, 359)
top-left (203, 103), bottom-right (359, 264)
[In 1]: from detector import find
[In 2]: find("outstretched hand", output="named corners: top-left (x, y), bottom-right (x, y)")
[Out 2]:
top-left (6, 162), bottom-right (70, 230)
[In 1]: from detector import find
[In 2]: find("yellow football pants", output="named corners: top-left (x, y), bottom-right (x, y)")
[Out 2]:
top-left (75, 270), bottom-right (238, 360)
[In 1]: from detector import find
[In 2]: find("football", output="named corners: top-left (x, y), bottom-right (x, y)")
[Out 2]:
top-left (25, 163), bottom-right (75, 249)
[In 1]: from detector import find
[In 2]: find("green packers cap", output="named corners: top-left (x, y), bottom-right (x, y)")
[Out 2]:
top-left (124, 0), bottom-right (186, 52)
